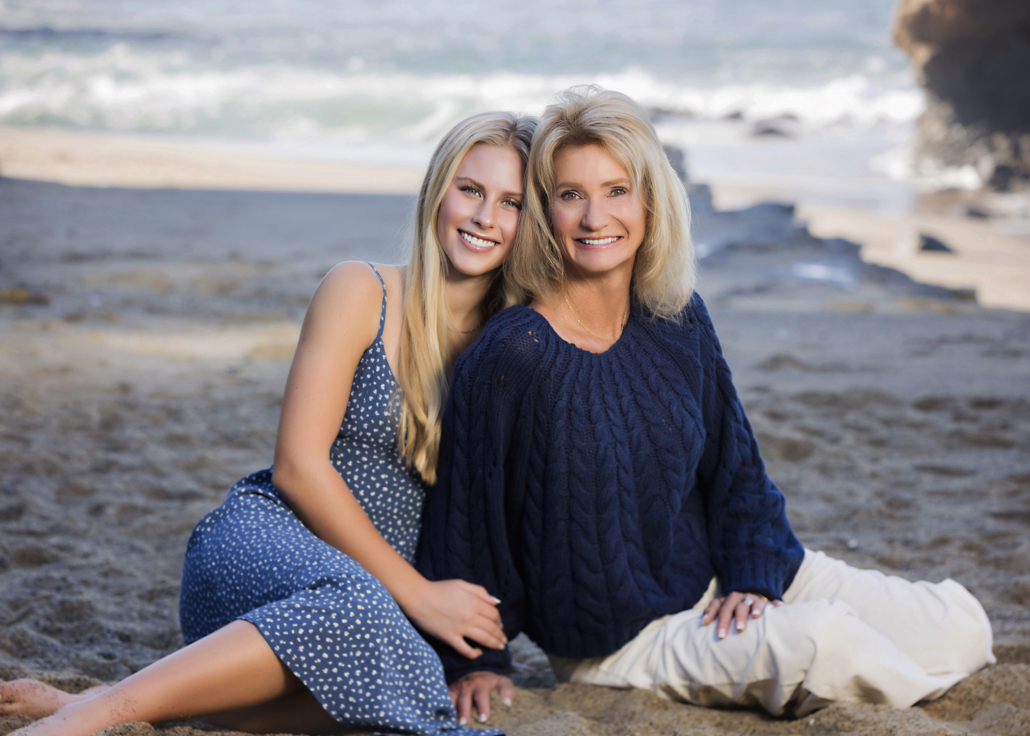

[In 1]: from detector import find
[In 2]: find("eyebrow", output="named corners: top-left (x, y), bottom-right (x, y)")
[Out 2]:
top-left (454, 176), bottom-right (522, 199)
top-left (554, 178), bottom-right (632, 190)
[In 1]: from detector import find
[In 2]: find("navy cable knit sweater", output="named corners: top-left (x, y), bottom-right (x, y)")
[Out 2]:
top-left (417, 295), bottom-right (804, 681)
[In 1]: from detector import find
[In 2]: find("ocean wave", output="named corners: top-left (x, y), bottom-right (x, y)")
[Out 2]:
top-left (0, 50), bottom-right (924, 144)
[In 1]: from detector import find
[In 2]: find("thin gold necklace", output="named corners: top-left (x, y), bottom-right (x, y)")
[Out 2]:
top-left (563, 289), bottom-right (629, 342)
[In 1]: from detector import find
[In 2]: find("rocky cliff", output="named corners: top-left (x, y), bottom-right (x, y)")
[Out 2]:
top-left (894, 0), bottom-right (1030, 190)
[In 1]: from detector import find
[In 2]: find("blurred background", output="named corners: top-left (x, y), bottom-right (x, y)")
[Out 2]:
top-left (5, 0), bottom-right (1027, 306)
top-left (0, 0), bottom-right (931, 210)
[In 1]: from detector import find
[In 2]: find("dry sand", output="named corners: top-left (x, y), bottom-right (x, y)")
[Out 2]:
top-left (0, 126), bottom-right (424, 195)
top-left (1, 133), bottom-right (1029, 735)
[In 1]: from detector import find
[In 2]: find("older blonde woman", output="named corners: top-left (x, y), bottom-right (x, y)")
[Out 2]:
top-left (418, 87), bottom-right (994, 725)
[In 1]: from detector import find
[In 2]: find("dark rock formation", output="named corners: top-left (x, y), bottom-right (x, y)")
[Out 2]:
top-left (894, 0), bottom-right (1030, 191)
top-left (659, 144), bottom-right (972, 305)
top-left (751, 115), bottom-right (800, 139)
top-left (918, 233), bottom-right (953, 252)
top-left (690, 192), bottom-right (971, 306)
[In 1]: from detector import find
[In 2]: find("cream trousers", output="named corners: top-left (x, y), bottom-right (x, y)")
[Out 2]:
top-left (548, 550), bottom-right (995, 717)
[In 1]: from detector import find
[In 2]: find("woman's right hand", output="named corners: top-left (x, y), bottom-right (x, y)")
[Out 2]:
top-left (406, 579), bottom-right (507, 659)
top-left (702, 591), bottom-right (783, 639)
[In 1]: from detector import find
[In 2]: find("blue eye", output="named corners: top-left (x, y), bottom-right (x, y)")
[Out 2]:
top-left (461, 185), bottom-right (481, 196)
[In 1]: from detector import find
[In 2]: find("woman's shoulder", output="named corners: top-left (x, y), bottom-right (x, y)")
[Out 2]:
top-left (478, 304), bottom-right (551, 354)
top-left (306, 261), bottom-right (396, 343)
top-left (661, 291), bottom-right (710, 324)
top-left (645, 292), bottom-right (715, 338)
top-left (318, 260), bottom-right (399, 295)
top-left (482, 303), bottom-right (545, 334)
top-left (634, 292), bottom-right (729, 370)
top-left (455, 305), bottom-right (548, 378)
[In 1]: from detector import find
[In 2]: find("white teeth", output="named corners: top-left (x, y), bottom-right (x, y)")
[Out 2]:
top-left (461, 231), bottom-right (497, 248)
top-left (581, 236), bottom-right (619, 245)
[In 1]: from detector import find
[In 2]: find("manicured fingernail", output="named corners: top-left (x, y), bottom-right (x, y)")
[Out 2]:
top-left (718, 628), bottom-right (727, 639)
top-left (503, 697), bottom-right (513, 707)
top-left (459, 717), bottom-right (467, 725)
top-left (752, 609), bottom-right (762, 618)
top-left (736, 619), bottom-right (745, 631)
top-left (490, 596), bottom-right (501, 604)
top-left (479, 713), bottom-right (488, 723)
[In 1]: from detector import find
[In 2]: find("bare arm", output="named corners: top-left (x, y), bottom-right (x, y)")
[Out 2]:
top-left (270, 263), bottom-right (505, 658)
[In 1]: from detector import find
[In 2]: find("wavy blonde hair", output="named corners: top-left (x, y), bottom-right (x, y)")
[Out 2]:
top-left (510, 86), bottom-right (696, 318)
top-left (397, 111), bottom-right (537, 484)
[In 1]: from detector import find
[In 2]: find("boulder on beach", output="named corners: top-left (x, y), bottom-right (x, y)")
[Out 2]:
top-left (893, 0), bottom-right (1030, 191)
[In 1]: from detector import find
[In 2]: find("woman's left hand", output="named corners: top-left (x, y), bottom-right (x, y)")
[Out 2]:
top-left (702, 591), bottom-right (783, 639)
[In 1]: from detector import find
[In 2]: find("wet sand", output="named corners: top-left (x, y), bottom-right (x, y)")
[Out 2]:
top-left (1, 158), bottom-right (1029, 734)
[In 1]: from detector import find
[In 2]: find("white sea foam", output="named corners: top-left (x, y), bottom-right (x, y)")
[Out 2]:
top-left (870, 145), bottom-right (985, 191)
top-left (0, 49), bottom-right (924, 143)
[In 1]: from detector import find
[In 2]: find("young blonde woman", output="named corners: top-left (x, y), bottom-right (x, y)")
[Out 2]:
top-left (418, 87), bottom-right (994, 725)
top-left (0, 111), bottom-right (536, 736)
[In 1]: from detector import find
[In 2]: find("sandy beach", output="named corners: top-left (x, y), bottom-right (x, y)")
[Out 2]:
top-left (1, 131), bottom-right (1029, 735)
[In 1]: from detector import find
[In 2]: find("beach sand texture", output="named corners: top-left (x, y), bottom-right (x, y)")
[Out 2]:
top-left (1, 173), bottom-right (1029, 735)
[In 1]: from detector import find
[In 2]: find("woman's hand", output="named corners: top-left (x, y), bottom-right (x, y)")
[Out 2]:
top-left (449, 671), bottom-right (515, 725)
top-left (405, 579), bottom-right (507, 660)
top-left (702, 591), bottom-right (783, 639)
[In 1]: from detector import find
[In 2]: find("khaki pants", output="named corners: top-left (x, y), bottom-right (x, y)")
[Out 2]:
top-left (549, 550), bottom-right (995, 716)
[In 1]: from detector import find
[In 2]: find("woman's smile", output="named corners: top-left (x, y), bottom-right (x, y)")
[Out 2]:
top-left (458, 229), bottom-right (501, 250)
top-left (576, 235), bottom-right (622, 248)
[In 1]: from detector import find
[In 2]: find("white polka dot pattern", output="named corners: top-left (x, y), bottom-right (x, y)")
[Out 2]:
top-left (178, 266), bottom-right (498, 735)
top-left (328, 266), bottom-right (424, 564)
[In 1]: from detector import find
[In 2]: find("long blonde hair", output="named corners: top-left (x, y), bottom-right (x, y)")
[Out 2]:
top-left (510, 86), bottom-right (696, 318)
top-left (397, 112), bottom-right (537, 484)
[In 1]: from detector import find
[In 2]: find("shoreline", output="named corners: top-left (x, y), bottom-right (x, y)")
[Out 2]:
top-left (0, 125), bottom-right (424, 195)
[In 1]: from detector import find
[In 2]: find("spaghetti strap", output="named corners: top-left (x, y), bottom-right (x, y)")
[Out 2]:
top-left (366, 262), bottom-right (387, 340)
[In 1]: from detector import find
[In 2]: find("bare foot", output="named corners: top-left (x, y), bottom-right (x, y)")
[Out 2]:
top-left (8, 695), bottom-right (121, 736)
top-left (7, 687), bottom-right (150, 736)
top-left (0, 679), bottom-right (109, 721)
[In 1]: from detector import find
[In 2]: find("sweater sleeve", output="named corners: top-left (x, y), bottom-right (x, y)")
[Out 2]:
top-left (692, 299), bottom-right (804, 600)
top-left (416, 326), bottom-right (530, 682)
